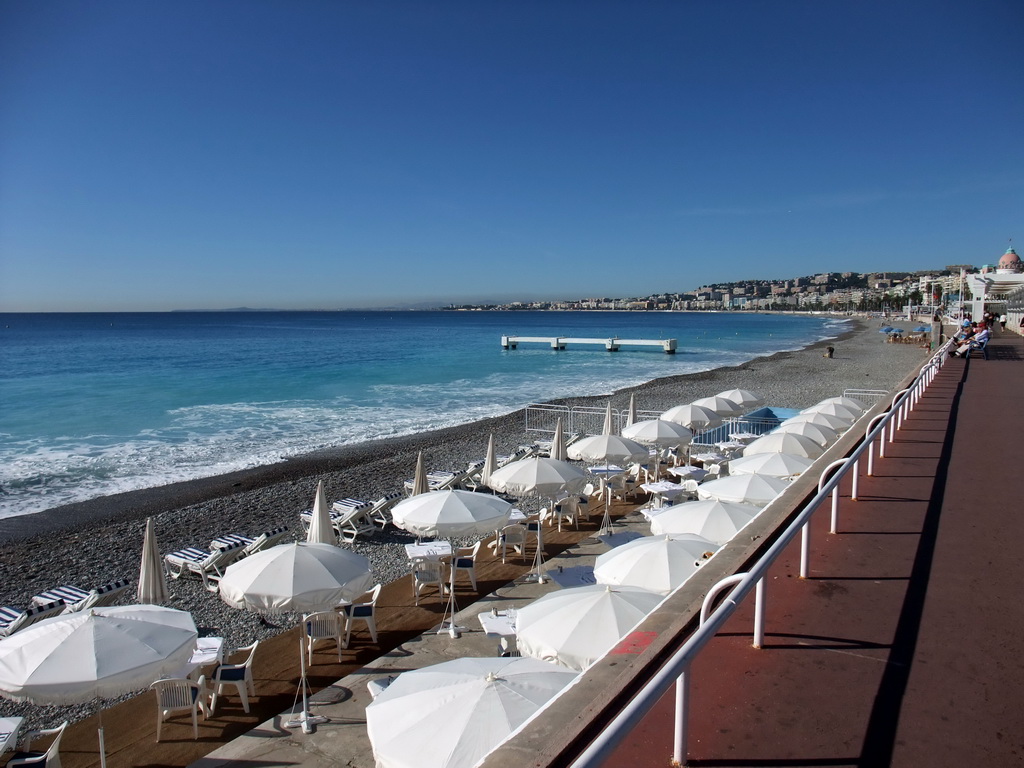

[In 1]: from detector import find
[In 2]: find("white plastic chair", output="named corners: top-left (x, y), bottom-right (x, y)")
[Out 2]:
top-left (303, 611), bottom-right (344, 664)
top-left (450, 541), bottom-right (481, 591)
top-left (208, 641), bottom-right (258, 714)
top-left (410, 558), bottom-right (446, 605)
top-left (341, 583), bottom-right (381, 647)
top-left (8, 721), bottom-right (68, 768)
top-left (151, 676), bottom-right (209, 741)
top-left (498, 524), bottom-right (528, 563)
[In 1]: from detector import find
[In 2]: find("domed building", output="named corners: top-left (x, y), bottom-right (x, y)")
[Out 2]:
top-left (996, 246), bottom-right (1022, 274)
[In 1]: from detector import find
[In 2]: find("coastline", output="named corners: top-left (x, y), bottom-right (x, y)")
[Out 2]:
top-left (0, 317), bottom-right (929, 731)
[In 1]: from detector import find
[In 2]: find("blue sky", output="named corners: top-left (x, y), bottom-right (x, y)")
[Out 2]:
top-left (1, 0), bottom-right (1021, 311)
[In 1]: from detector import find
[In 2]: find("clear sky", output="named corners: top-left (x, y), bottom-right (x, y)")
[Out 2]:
top-left (1, 0), bottom-right (1021, 311)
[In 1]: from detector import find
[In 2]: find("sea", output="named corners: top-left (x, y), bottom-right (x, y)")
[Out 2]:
top-left (0, 311), bottom-right (849, 520)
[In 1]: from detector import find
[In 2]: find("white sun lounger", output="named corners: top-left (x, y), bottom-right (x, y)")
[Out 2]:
top-left (0, 600), bottom-right (65, 637)
top-left (165, 540), bottom-right (246, 591)
top-left (32, 579), bottom-right (130, 614)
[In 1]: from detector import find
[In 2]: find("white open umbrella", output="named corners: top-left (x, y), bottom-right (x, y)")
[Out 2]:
top-left (391, 490), bottom-right (512, 539)
top-left (593, 534), bottom-right (719, 595)
top-left (219, 542), bottom-right (372, 614)
top-left (622, 419), bottom-right (693, 449)
top-left (728, 451), bottom-right (815, 479)
top-left (697, 474), bottom-right (791, 506)
top-left (691, 395), bottom-right (744, 418)
top-left (772, 420), bottom-right (839, 447)
top-left (366, 656), bottom-right (577, 768)
top-left (800, 402), bottom-right (860, 423)
top-left (0, 605), bottom-right (197, 768)
top-left (648, 499), bottom-right (759, 544)
top-left (743, 432), bottom-right (824, 459)
top-left (516, 584), bottom-right (664, 671)
top-left (661, 404), bottom-right (722, 432)
top-left (818, 396), bottom-right (868, 412)
top-left (487, 457), bottom-right (590, 498)
top-left (550, 417), bottom-right (567, 462)
top-left (782, 411), bottom-right (851, 432)
top-left (307, 480), bottom-right (337, 545)
top-left (716, 389), bottom-right (764, 410)
top-left (567, 434), bottom-right (649, 466)
top-left (137, 516), bottom-right (168, 605)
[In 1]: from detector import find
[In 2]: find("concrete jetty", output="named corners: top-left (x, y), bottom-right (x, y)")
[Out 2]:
top-left (501, 335), bottom-right (677, 353)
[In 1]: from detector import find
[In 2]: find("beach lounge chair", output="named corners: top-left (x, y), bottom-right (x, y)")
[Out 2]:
top-left (331, 502), bottom-right (376, 543)
top-left (303, 611), bottom-right (344, 664)
top-left (7, 720), bottom-right (68, 768)
top-left (165, 540), bottom-right (246, 591)
top-left (210, 526), bottom-right (289, 558)
top-left (31, 579), bottom-right (130, 614)
top-left (208, 641), bottom-right (258, 714)
top-left (151, 676), bottom-right (209, 741)
top-left (367, 493), bottom-right (402, 529)
top-left (0, 600), bottom-right (65, 638)
top-left (341, 583), bottom-right (381, 647)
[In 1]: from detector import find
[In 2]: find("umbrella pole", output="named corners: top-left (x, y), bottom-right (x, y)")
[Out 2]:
top-left (97, 706), bottom-right (107, 768)
top-left (523, 513), bottom-right (546, 584)
top-left (436, 561), bottom-right (466, 636)
top-left (284, 635), bottom-right (327, 733)
top-left (600, 486), bottom-right (614, 535)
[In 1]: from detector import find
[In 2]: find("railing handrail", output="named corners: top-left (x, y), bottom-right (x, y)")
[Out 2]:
top-left (568, 337), bottom-right (956, 768)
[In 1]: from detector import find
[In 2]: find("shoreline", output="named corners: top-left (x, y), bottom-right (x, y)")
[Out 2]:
top-left (0, 323), bottom-right (858, 543)
top-left (0, 316), bottom-right (929, 732)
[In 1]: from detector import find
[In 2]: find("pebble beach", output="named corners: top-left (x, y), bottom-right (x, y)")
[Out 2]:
top-left (0, 316), bottom-right (929, 729)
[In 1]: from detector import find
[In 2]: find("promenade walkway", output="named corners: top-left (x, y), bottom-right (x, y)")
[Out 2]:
top-left (606, 331), bottom-right (1024, 767)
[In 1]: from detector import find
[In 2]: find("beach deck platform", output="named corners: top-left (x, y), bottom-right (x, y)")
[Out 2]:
top-left (501, 335), bottom-right (677, 353)
top-left (35, 331), bottom-right (1024, 768)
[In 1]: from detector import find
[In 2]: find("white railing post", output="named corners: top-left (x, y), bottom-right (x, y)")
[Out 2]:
top-left (753, 578), bottom-right (766, 648)
top-left (867, 440), bottom-right (875, 475)
top-left (830, 485), bottom-right (840, 533)
top-left (851, 459), bottom-right (859, 501)
top-left (673, 667), bottom-right (690, 766)
top-left (799, 522), bottom-right (810, 578)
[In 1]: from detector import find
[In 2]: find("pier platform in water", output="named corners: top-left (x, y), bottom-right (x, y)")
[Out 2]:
top-left (500, 335), bottom-right (677, 353)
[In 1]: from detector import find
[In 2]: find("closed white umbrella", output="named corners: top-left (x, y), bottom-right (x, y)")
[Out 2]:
top-left (306, 480), bottom-right (337, 545)
top-left (801, 402), bottom-right (860, 423)
top-left (648, 500), bottom-right (758, 544)
top-left (411, 452), bottom-right (429, 496)
top-left (818, 396), bottom-right (867, 412)
top-left (515, 584), bottom-right (664, 671)
top-left (480, 434), bottom-right (497, 489)
top-left (487, 457), bottom-right (590, 499)
top-left (697, 474), bottom-right (791, 506)
top-left (661, 404), bottom-right (722, 432)
top-left (626, 394), bottom-right (637, 427)
top-left (137, 516), bottom-right (168, 605)
top-left (716, 389), bottom-right (764, 410)
top-left (218, 542), bottom-right (372, 614)
top-left (728, 451), bottom-right (815, 479)
top-left (782, 411), bottom-right (851, 432)
top-left (743, 432), bottom-right (824, 459)
top-left (772, 421), bottom-right (839, 447)
top-left (602, 401), bottom-right (615, 435)
top-left (391, 490), bottom-right (512, 539)
top-left (691, 396), bottom-right (744, 418)
top-left (551, 417), bottom-right (567, 462)
top-left (366, 657), bottom-right (577, 768)
top-left (567, 434), bottom-right (649, 466)
top-left (593, 534), bottom-right (719, 595)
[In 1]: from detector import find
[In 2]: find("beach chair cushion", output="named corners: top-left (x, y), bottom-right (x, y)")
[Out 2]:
top-left (0, 600), bottom-right (65, 637)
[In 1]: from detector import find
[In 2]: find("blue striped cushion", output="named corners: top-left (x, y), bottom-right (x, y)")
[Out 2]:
top-left (33, 585), bottom-right (89, 606)
top-left (212, 534), bottom-right (252, 550)
top-left (0, 606), bottom-right (21, 628)
top-left (96, 579), bottom-right (128, 594)
top-left (169, 548), bottom-right (208, 563)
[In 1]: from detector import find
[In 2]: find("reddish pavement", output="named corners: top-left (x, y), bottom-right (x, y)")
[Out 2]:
top-left (608, 331), bottom-right (1024, 767)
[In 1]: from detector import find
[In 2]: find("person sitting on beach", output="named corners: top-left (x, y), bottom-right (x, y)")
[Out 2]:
top-left (952, 323), bottom-right (989, 357)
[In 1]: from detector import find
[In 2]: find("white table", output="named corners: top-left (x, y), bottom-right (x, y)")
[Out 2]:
top-left (0, 717), bottom-right (24, 754)
top-left (692, 452), bottom-right (728, 464)
top-left (404, 541), bottom-right (453, 560)
top-left (167, 636), bottom-right (224, 680)
top-left (477, 611), bottom-right (517, 636)
top-left (545, 565), bottom-right (597, 588)
top-left (640, 481), bottom-right (689, 507)
top-left (668, 465), bottom-right (708, 482)
top-left (589, 464), bottom-right (625, 477)
top-left (729, 432), bottom-right (760, 443)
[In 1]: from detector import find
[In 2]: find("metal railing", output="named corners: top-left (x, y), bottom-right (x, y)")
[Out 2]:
top-left (568, 339), bottom-right (954, 768)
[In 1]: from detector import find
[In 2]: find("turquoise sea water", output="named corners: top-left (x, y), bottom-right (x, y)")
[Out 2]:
top-left (0, 311), bottom-right (848, 519)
